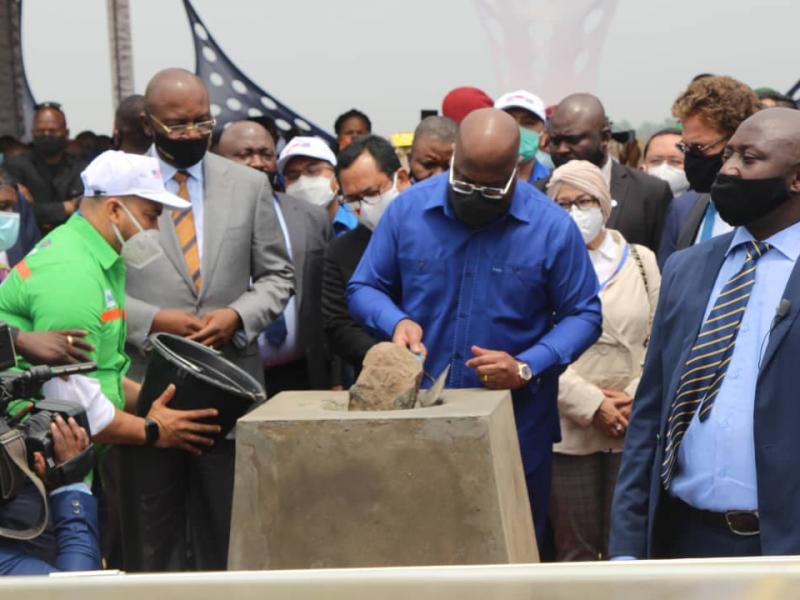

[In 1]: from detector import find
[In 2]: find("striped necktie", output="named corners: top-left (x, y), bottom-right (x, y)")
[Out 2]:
top-left (661, 239), bottom-right (771, 489)
top-left (172, 171), bottom-right (202, 290)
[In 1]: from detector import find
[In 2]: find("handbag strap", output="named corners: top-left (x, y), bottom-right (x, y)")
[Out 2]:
top-left (0, 429), bottom-right (49, 541)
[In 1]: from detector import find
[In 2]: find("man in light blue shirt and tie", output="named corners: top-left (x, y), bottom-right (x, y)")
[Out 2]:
top-left (611, 108), bottom-right (800, 559)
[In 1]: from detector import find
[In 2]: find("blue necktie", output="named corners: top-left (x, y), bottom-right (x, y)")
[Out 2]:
top-left (661, 240), bottom-right (771, 489)
top-left (264, 314), bottom-right (287, 347)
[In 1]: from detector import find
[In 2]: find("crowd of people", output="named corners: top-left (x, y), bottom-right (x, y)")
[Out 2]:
top-left (0, 65), bottom-right (798, 574)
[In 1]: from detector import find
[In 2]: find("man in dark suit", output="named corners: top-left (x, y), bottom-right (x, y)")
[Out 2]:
top-left (217, 120), bottom-right (333, 395)
top-left (539, 94), bottom-right (672, 252)
top-left (4, 103), bottom-right (85, 232)
top-left (658, 76), bottom-right (761, 268)
top-left (610, 108), bottom-right (800, 559)
top-left (322, 135), bottom-right (410, 374)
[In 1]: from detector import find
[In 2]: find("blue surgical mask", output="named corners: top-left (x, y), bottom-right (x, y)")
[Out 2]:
top-left (0, 211), bottom-right (20, 251)
top-left (519, 127), bottom-right (540, 162)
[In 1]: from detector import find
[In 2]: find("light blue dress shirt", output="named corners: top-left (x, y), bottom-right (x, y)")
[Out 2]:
top-left (151, 147), bottom-right (206, 261)
top-left (672, 220), bottom-right (800, 511)
top-left (258, 197), bottom-right (302, 366)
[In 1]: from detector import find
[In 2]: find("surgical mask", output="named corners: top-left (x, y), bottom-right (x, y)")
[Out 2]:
top-left (0, 211), bottom-right (20, 251)
top-left (710, 173), bottom-right (791, 227)
top-left (684, 151), bottom-right (723, 193)
top-left (153, 131), bottom-right (209, 169)
top-left (32, 134), bottom-right (66, 158)
top-left (570, 206), bottom-right (604, 244)
top-left (358, 174), bottom-right (400, 231)
top-left (518, 127), bottom-right (540, 162)
top-left (111, 201), bottom-right (164, 269)
top-left (647, 162), bottom-right (690, 196)
top-left (288, 175), bottom-right (336, 208)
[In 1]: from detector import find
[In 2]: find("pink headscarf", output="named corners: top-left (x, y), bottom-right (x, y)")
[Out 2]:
top-left (546, 160), bottom-right (613, 221)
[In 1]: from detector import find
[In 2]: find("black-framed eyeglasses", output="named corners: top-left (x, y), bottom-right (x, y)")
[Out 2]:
top-left (555, 195), bottom-right (600, 212)
top-left (149, 113), bottom-right (216, 136)
top-left (676, 136), bottom-right (727, 156)
top-left (448, 155), bottom-right (516, 201)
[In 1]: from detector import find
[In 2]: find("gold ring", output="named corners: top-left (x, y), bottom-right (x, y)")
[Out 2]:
top-left (67, 335), bottom-right (74, 346)
top-left (483, 374), bottom-right (489, 384)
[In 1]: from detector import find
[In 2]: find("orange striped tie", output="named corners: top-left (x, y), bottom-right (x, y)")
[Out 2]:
top-left (172, 171), bottom-right (202, 290)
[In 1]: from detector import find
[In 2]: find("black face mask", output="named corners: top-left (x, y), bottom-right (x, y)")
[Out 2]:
top-left (448, 186), bottom-right (513, 229)
top-left (32, 134), bottom-right (66, 158)
top-left (684, 151), bottom-right (723, 193)
top-left (710, 173), bottom-right (792, 227)
top-left (153, 131), bottom-right (209, 169)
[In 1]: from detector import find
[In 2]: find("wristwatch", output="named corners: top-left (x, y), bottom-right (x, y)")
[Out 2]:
top-left (144, 417), bottom-right (160, 447)
top-left (517, 361), bottom-right (533, 383)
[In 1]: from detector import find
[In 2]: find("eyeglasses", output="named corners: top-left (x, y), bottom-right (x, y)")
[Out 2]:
top-left (555, 195), bottom-right (600, 212)
top-left (283, 161), bottom-right (333, 183)
top-left (676, 136), bottom-right (727, 156)
top-left (448, 156), bottom-right (516, 201)
top-left (149, 114), bottom-right (216, 136)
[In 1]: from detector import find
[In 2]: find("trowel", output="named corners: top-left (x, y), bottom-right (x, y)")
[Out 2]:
top-left (418, 363), bottom-right (450, 407)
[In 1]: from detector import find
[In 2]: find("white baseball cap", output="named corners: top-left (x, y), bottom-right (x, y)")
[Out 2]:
top-left (495, 90), bottom-right (547, 122)
top-left (81, 150), bottom-right (190, 209)
top-left (277, 136), bottom-right (337, 175)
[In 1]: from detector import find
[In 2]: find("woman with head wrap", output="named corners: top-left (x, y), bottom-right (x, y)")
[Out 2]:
top-left (546, 160), bottom-right (660, 561)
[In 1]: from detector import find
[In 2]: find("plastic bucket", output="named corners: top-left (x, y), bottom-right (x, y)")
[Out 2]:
top-left (137, 333), bottom-right (266, 441)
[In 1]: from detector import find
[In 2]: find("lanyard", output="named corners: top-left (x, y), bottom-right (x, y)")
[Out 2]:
top-left (598, 243), bottom-right (629, 291)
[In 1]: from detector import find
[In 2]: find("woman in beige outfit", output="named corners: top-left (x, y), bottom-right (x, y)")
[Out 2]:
top-left (546, 160), bottom-right (660, 561)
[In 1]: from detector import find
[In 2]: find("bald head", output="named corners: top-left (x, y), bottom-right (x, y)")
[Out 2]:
top-left (144, 68), bottom-right (209, 114)
top-left (217, 121), bottom-right (277, 174)
top-left (548, 93), bottom-right (611, 168)
top-left (454, 108), bottom-right (520, 182)
top-left (722, 108), bottom-right (800, 182)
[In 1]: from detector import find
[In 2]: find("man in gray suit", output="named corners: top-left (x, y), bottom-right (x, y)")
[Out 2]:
top-left (218, 120), bottom-right (334, 395)
top-left (120, 69), bottom-right (293, 572)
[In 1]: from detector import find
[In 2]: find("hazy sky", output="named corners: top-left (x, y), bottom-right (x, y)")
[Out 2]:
top-left (21, 0), bottom-right (800, 137)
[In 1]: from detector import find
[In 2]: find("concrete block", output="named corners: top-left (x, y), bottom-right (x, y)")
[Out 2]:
top-left (228, 389), bottom-right (538, 570)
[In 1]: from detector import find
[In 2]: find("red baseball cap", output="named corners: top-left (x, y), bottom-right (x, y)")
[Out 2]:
top-left (441, 87), bottom-right (494, 124)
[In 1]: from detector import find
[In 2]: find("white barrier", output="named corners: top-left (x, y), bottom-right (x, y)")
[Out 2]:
top-left (1, 558), bottom-right (799, 599)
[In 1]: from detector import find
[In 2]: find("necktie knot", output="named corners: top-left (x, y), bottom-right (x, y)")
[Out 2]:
top-left (173, 170), bottom-right (189, 185)
top-left (745, 240), bottom-right (771, 262)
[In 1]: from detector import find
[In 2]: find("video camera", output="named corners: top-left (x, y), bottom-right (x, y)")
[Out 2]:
top-left (0, 324), bottom-right (97, 519)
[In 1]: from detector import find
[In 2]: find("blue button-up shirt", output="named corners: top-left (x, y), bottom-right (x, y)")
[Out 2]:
top-left (347, 173), bottom-right (601, 464)
top-left (672, 221), bottom-right (800, 511)
top-left (528, 159), bottom-right (551, 184)
top-left (333, 203), bottom-right (358, 237)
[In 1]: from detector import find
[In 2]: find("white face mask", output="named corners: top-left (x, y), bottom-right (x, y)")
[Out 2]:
top-left (570, 206), bottom-right (604, 244)
top-left (357, 173), bottom-right (401, 231)
top-left (111, 201), bottom-right (164, 270)
top-left (288, 175), bottom-right (337, 208)
top-left (647, 162), bottom-right (690, 196)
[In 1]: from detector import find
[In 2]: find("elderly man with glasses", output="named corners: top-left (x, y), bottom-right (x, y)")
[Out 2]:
top-left (347, 108), bottom-right (601, 547)
top-left (120, 68), bottom-right (293, 573)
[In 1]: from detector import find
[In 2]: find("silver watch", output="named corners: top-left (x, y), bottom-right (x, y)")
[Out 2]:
top-left (517, 361), bottom-right (533, 383)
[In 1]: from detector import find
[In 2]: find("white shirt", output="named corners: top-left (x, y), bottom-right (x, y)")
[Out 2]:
top-left (600, 156), bottom-right (613, 187)
top-left (588, 229), bottom-right (622, 285)
top-left (258, 198), bottom-right (303, 367)
top-left (149, 145), bottom-right (206, 262)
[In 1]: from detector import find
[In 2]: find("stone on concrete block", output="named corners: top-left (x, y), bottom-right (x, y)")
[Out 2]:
top-left (348, 342), bottom-right (423, 411)
top-left (228, 389), bottom-right (539, 570)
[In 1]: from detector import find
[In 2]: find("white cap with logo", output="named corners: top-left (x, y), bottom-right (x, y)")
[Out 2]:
top-left (494, 90), bottom-right (547, 123)
top-left (81, 150), bottom-right (190, 209)
top-left (277, 136), bottom-right (337, 175)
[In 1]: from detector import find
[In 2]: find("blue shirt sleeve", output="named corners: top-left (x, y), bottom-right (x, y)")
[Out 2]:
top-left (516, 221), bottom-right (602, 376)
top-left (348, 210), bottom-right (410, 337)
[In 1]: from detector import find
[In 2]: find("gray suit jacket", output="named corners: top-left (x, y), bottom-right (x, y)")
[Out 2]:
top-left (275, 194), bottom-right (335, 387)
top-left (125, 153), bottom-right (294, 384)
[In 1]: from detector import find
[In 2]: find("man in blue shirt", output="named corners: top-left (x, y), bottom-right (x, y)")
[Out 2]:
top-left (348, 109), bottom-right (602, 542)
top-left (611, 108), bottom-right (800, 559)
top-left (0, 416), bottom-right (100, 575)
top-left (495, 90), bottom-right (552, 185)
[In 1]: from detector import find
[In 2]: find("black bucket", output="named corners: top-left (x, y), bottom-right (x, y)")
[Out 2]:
top-left (137, 333), bottom-right (266, 441)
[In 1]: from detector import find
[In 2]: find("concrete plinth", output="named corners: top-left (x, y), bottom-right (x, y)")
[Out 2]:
top-left (228, 389), bottom-right (538, 570)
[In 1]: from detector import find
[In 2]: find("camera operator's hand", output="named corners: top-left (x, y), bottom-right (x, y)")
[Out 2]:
top-left (32, 416), bottom-right (89, 482)
top-left (15, 329), bottom-right (95, 365)
top-left (146, 384), bottom-right (221, 456)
